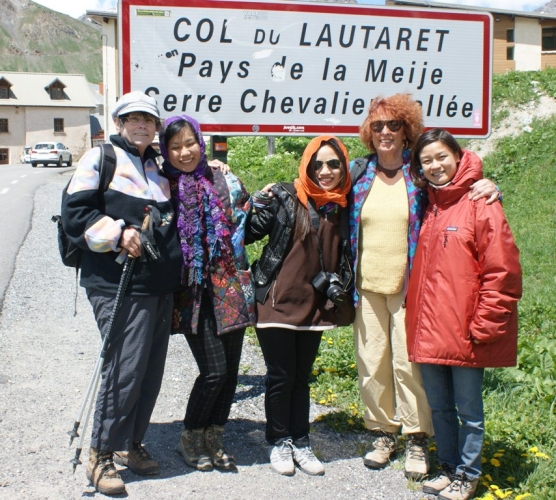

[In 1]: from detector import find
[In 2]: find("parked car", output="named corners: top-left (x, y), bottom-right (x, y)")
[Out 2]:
top-left (20, 146), bottom-right (31, 164)
top-left (30, 142), bottom-right (72, 167)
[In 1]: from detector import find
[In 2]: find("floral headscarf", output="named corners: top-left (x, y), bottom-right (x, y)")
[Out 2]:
top-left (159, 114), bottom-right (233, 286)
top-left (294, 135), bottom-right (352, 210)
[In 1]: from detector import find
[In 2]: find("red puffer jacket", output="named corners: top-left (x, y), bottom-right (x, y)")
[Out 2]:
top-left (405, 150), bottom-right (522, 368)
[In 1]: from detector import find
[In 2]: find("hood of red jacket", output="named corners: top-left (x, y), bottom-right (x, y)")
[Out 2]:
top-left (427, 149), bottom-right (483, 206)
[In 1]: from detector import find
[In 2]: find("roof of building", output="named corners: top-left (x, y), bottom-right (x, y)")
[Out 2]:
top-left (390, 0), bottom-right (556, 21)
top-left (86, 9), bottom-right (117, 21)
top-left (0, 72), bottom-right (97, 109)
top-left (90, 114), bottom-right (103, 136)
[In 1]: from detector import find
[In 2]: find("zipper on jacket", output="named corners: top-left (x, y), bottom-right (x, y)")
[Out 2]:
top-left (443, 234), bottom-right (448, 247)
top-left (271, 281), bottom-right (277, 308)
top-left (412, 205), bottom-right (438, 356)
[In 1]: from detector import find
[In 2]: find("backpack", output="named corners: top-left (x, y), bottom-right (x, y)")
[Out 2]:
top-left (52, 143), bottom-right (117, 268)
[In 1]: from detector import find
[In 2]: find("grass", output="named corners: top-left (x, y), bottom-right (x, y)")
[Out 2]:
top-left (231, 68), bottom-right (556, 498)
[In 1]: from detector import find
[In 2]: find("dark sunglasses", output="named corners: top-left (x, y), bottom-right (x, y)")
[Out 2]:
top-left (314, 159), bottom-right (342, 170)
top-left (370, 120), bottom-right (403, 133)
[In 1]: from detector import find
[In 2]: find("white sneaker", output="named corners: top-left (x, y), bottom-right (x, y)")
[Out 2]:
top-left (269, 439), bottom-right (295, 476)
top-left (292, 444), bottom-right (325, 476)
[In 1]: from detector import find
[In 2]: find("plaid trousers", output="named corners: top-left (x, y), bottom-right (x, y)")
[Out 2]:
top-left (183, 291), bottom-right (245, 429)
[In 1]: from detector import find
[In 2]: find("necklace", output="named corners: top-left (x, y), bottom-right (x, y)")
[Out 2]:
top-left (376, 162), bottom-right (403, 179)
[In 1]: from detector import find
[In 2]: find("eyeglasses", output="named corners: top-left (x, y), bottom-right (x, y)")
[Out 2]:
top-left (123, 114), bottom-right (157, 125)
top-left (370, 120), bottom-right (403, 133)
top-left (315, 159), bottom-right (342, 170)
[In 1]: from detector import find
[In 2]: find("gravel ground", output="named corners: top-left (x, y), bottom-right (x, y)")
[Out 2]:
top-left (0, 174), bottom-right (432, 500)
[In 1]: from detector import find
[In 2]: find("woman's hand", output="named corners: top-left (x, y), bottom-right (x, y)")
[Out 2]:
top-left (119, 227), bottom-right (142, 258)
top-left (469, 179), bottom-right (500, 205)
top-left (208, 159), bottom-right (230, 174)
top-left (260, 183), bottom-right (276, 195)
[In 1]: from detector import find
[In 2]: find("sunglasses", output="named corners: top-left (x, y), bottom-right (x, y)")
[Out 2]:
top-left (314, 159), bottom-right (342, 170)
top-left (370, 120), bottom-right (403, 133)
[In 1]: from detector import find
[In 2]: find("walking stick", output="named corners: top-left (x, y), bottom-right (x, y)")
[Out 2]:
top-left (69, 209), bottom-right (152, 472)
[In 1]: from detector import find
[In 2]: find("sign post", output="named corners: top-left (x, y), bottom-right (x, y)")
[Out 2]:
top-left (120, 0), bottom-right (492, 137)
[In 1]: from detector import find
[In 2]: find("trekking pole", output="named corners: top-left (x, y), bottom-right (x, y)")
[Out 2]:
top-left (69, 209), bottom-right (152, 472)
top-left (70, 256), bottom-right (136, 472)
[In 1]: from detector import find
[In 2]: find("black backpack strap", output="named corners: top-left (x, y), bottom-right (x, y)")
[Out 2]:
top-left (350, 155), bottom-right (372, 185)
top-left (99, 143), bottom-right (117, 192)
top-left (97, 143), bottom-right (117, 211)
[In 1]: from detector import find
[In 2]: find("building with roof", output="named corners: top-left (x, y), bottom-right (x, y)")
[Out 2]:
top-left (0, 72), bottom-right (97, 165)
top-left (388, 0), bottom-right (556, 74)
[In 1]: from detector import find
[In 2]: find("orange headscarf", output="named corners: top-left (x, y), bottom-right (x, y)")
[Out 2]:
top-left (294, 135), bottom-right (352, 209)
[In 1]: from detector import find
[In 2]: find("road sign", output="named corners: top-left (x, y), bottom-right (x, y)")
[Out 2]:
top-left (120, 0), bottom-right (492, 137)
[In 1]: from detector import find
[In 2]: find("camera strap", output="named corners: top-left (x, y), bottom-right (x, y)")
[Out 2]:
top-left (307, 199), bottom-right (326, 271)
top-left (308, 199), bottom-right (352, 288)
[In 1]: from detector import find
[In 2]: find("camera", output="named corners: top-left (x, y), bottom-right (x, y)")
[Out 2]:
top-left (311, 271), bottom-right (346, 306)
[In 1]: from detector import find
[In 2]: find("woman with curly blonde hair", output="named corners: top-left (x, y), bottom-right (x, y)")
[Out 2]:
top-left (348, 94), bottom-right (498, 479)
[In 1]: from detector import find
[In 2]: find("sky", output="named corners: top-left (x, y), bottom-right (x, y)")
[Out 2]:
top-left (33, 0), bottom-right (549, 19)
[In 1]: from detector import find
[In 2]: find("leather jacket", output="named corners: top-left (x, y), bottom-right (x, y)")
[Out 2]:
top-left (246, 183), bottom-right (297, 304)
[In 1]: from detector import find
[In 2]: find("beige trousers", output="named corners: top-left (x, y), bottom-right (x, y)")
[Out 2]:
top-left (354, 289), bottom-right (434, 436)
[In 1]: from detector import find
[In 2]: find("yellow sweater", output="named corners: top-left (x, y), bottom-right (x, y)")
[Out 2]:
top-left (358, 175), bottom-right (409, 294)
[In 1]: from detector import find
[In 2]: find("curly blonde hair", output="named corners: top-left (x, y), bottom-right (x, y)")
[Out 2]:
top-left (359, 94), bottom-right (424, 153)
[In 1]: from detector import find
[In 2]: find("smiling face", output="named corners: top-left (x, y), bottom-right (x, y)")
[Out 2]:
top-left (419, 140), bottom-right (460, 185)
top-left (166, 125), bottom-right (201, 173)
top-left (114, 112), bottom-right (157, 155)
top-left (370, 112), bottom-right (406, 160)
top-left (314, 145), bottom-right (342, 191)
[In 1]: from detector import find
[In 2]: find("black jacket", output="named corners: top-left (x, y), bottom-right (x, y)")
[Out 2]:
top-left (246, 183), bottom-right (296, 304)
top-left (62, 135), bottom-right (182, 295)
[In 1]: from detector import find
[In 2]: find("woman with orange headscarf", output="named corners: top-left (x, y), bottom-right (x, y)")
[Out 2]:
top-left (246, 136), bottom-right (353, 477)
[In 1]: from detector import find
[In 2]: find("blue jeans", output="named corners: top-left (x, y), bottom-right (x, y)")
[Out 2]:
top-left (420, 364), bottom-right (484, 480)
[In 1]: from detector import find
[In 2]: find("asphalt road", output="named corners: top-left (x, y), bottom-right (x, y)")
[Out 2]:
top-left (0, 163), bottom-right (74, 312)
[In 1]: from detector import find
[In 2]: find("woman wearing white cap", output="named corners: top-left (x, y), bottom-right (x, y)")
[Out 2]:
top-left (62, 91), bottom-right (183, 495)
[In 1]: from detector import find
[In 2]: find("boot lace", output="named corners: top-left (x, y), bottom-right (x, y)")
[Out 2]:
top-left (373, 431), bottom-right (396, 452)
top-left (449, 473), bottom-right (474, 493)
top-left (205, 426), bottom-right (225, 453)
top-left (406, 433), bottom-right (428, 461)
top-left (132, 441), bottom-right (151, 460)
top-left (97, 451), bottom-right (119, 476)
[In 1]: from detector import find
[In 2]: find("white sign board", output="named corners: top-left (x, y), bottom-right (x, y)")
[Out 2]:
top-left (120, 0), bottom-right (492, 137)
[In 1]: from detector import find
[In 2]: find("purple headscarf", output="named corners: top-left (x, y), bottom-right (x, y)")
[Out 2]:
top-left (159, 114), bottom-right (209, 180)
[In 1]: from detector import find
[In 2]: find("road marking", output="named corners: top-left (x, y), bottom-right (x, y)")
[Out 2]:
top-left (11, 180), bottom-right (18, 184)
top-left (0, 188), bottom-right (8, 195)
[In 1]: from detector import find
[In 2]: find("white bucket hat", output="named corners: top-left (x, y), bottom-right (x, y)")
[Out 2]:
top-left (111, 91), bottom-right (160, 119)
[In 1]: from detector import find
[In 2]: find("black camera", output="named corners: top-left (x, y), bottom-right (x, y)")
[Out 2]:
top-left (311, 271), bottom-right (346, 306)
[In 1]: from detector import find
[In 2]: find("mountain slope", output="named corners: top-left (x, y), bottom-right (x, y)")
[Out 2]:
top-left (0, 0), bottom-right (102, 83)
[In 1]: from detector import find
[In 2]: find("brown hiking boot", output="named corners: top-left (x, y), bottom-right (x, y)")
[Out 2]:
top-left (363, 430), bottom-right (397, 469)
top-left (113, 441), bottom-right (159, 475)
top-left (404, 432), bottom-right (430, 478)
top-left (177, 428), bottom-right (213, 471)
top-left (204, 424), bottom-right (237, 471)
top-left (423, 465), bottom-right (455, 495)
top-left (439, 474), bottom-right (479, 500)
top-left (86, 447), bottom-right (126, 496)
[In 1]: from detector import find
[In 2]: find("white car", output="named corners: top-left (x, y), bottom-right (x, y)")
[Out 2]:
top-left (20, 146), bottom-right (31, 164)
top-left (30, 142), bottom-right (72, 167)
